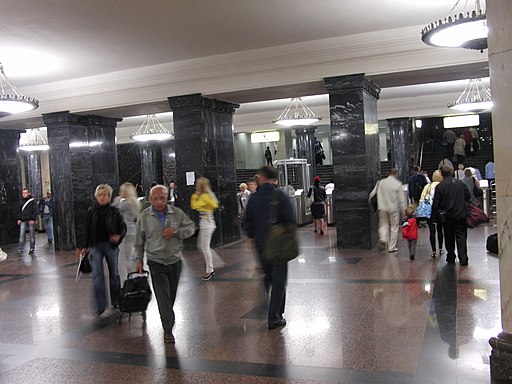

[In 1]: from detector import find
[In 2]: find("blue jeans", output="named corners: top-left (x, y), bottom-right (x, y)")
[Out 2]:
top-left (89, 242), bottom-right (120, 312)
top-left (18, 221), bottom-right (35, 252)
top-left (43, 214), bottom-right (53, 240)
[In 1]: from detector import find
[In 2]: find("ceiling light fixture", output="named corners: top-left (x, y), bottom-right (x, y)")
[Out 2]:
top-left (0, 63), bottom-right (39, 115)
top-left (448, 78), bottom-right (492, 112)
top-left (273, 97), bottom-right (321, 127)
top-left (421, 0), bottom-right (487, 51)
top-left (131, 114), bottom-right (173, 142)
top-left (18, 128), bottom-right (49, 152)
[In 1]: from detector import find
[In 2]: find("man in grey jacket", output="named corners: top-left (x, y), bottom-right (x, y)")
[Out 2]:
top-left (135, 185), bottom-right (195, 344)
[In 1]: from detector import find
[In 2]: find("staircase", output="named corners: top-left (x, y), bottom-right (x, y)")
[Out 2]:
top-left (235, 169), bottom-right (259, 186)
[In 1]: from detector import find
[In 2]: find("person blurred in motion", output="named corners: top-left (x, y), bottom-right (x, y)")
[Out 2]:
top-left (38, 190), bottom-right (53, 244)
top-left (307, 176), bottom-right (327, 234)
top-left (17, 188), bottom-right (38, 260)
top-left (113, 182), bottom-right (140, 283)
top-left (191, 177), bottom-right (225, 281)
top-left (419, 170), bottom-right (444, 259)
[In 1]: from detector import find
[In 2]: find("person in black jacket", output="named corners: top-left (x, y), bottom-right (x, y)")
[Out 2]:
top-left (432, 165), bottom-right (470, 266)
top-left (17, 188), bottom-right (39, 259)
top-left (244, 166), bottom-right (295, 329)
top-left (77, 184), bottom-right (127, 316)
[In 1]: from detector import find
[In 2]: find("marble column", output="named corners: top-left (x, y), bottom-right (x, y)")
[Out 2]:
top-left (161, 140), bottom-right (176, 186)
top-left (294, 126), bottom-right (316, 179)
top-left (487, 1), bottom-right (512, 381)
top-left (140, 143), bottom-right (162, 194)
top-left (324, 74), bottom-right (381, 249)
top-left (168, 94), bottom-right (240, 247)
top-left (24, 153), bottom-right (43, 199)
top-left (117, 143), bottom-right (142, 185)
top-left (43, 112), bottom-right (121, 251)
top-left (387, 118), bottom-right (414, 184)
top-left (0, 129), bottom-right (22, 245)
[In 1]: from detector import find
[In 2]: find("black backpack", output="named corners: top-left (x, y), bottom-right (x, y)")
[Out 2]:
top-left (486, 233), bottom-right (498, 254)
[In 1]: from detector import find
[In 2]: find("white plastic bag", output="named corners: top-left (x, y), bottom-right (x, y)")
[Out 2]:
top-left (0, 248), bottom-right (7, 262)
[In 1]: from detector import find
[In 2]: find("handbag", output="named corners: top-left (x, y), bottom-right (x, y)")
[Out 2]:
top-left (262, 189), bottom-right (299, 266)
top-left (306, 188), bottom-right (314, 208)
top-left (466, 203), bottom-right (488, 228)
top-left (473, 179), bottom-right (483, 198)
top-left (76, 251), bottom-right (92, 280)
top-left (415, 185), bottom-right (432, 219)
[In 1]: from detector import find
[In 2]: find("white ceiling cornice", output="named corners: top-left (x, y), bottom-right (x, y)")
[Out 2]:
top-left (2, 25), bottom-right (487, 127)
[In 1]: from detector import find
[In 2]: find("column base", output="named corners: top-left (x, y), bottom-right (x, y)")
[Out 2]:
top-left (490, 332), bottom-right (512, 383)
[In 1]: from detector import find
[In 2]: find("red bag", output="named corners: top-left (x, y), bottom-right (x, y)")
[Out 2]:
top-left (466, 203), bottom-right (488, 228)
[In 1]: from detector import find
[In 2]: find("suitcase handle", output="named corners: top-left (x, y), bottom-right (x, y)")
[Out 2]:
top-left (127, 270), bottom-right (150, 279)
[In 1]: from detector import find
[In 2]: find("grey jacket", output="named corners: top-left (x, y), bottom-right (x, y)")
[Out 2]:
top-left (135, 205), bottom-right (195, 266)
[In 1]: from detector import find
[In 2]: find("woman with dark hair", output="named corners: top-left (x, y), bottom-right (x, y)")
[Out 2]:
top-left (307, 176), bottom-right (327, 234)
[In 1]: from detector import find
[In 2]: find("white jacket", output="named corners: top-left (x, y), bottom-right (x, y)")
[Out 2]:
top-left (369, 175), bottom-right (406, 213)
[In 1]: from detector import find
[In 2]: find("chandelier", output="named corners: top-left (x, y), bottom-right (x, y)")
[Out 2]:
top-left (448, 78), bottom-right (492, 112)
top-left (19, 128), bottom-right (49, 152)
top-left (273, 97), bottom-right (322, 127)
top-left (131, 114), bottom-right (173, 142)
top-left (421, 0), bottom-right (487, 51)
top-left (0, 63), bottom-right (39, 115)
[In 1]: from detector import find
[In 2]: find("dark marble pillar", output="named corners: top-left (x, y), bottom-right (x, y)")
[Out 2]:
top-left (324, 74), bottom-right (381, 249)
top-left (168, 94), bottom-right (240, 247)
top-left (388, 118), bottom-right (414, 184)
top-left (43, 112), bottom-right (121, 251)
top-left (0, 130), bottom-right (22, 245)
top-left (294, 126), bottom-right (316, 179)
top-left (161, 140), bottom-right (176, 186)
top-left (140, 143), bottom-right (162, 194)
top-left (117, 143), bottom-right (142, 185)
top-left (24, 153), bottom-right (43, 199)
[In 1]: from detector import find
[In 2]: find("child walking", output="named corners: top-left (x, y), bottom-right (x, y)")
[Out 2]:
top-left (402, 207), bottom-right (418, 260)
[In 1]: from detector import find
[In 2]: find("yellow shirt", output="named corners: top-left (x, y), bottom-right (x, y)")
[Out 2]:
top-left (190, 193), bottom-right (219, 212)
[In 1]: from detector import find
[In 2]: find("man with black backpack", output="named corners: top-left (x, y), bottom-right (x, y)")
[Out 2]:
top-left (408, 166), bottom-right (428, 208)
top-left (17, 188), bottom-right (38, 261)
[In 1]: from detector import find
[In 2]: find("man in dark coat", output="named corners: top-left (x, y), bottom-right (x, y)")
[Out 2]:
top-left (17, 188), bottom-right (39, 258)
top-left (244, 166), bottom-right (295, 329)
top-left (432, 165), bottom-right (471, 266)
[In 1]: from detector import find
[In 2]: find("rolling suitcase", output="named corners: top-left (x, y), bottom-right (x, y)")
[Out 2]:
top-left (119, 270), bottom-right (152, 322)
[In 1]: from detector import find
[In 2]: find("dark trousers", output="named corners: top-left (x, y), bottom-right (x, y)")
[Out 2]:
top-left (427, 219), bottom-right (444, 252)
top-left (446, 143), bottom-right (454, 160)
top-left (261, 261), bottom-right (288, 324)
top-left (442, 219), bottom-right (468, 264)
top-left (148, 259), bottom-right (181, 332)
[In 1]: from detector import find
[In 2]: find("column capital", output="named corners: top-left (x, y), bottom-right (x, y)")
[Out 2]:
top-left (168, 94), bottom-right (239, 114)
top-left (324, 73), bottom-right (381, 100)
top-left (43, 111), bottom-right (121, 127)
top-left (0, 128), bottom-right (21, 140)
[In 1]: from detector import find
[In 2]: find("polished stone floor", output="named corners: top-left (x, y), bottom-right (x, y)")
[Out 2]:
top-left (0, 223), bottom-right (501, 383)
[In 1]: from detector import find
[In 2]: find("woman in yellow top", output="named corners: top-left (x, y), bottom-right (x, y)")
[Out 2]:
top-left (190, 177), bottom-right (225, 280)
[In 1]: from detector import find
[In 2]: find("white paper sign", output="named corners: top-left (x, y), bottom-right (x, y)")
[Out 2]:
top-left (186, 172), bottom-right (195, 186)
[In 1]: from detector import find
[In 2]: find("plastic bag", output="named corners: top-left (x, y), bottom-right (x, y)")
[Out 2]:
top-left (0, 249), bottom-right (7, 262)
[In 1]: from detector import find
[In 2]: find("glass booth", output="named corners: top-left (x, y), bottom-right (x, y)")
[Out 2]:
top-left (275, 159), bottom-right (312, 225)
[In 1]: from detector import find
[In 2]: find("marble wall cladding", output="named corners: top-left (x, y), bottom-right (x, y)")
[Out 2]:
top-left (0, 130), bottom-right (22, 245)
top-left (325, 74), bottom-right (380, 249)
top-left (117, 143), bottom-right (142, 185)
top-left (44, 112), bottom-right (120, 250)
top-left (388, 118), bottom-right (414, 184)
top-left (169, 94), bottom-right (240, 248)
top-left (294, 126), bottom-right (316, 179)
top-left (161, 140), bottom-right (176, 186)
top-left (140, 144), bottom-right (161, 194)
top-left (24, 153), bottom-right (43, 199)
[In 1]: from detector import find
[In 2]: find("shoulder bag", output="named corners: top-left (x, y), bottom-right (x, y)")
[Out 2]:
top-left (262, 189), bottom-right (299, 266)
top-left (415, 184), bottom-right (432, 219)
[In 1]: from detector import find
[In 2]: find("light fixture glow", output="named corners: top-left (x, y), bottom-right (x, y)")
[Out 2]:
top-left (18, 128), bottom-right (49, 152)
top-left (0, 63), bottom-right (39, 115)
top-left (448, 78), bottom-right (492, 112)
top-left (131, 114), bottom-right (173, 142)
top-left (415, 119), bottom-right (423, 129)
top-left (443, 114), bottom-right (480, 129)
top-left (273, 97), bottom-right (321, 127)
top-left (251, 131), bottom-right (280, 143)
top-left (421, 1), bottom-right (487, 51)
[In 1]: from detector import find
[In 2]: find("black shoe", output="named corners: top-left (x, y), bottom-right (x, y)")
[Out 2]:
top-left (201, 271), bottom-right (215, 281)
top-left (164, 331), bottom-right (175, 344)
top-left (48, 239), bottom-right (53, 244)
top-left (446, 259), bottom-right (455, 264)
top-left (410, 255), bottom-right (415, 260)
top-left (95, 309), bottom-right (105, 318)
top-left (268, 318), bottom-right (287, 329)
top-left (29, 249), bottom-right (35, 256)
top-left (460, 261), bottom-right (469, 266)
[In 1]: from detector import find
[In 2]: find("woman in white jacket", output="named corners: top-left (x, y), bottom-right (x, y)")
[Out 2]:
top-left (419, 170), bottom-right (443, 258)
